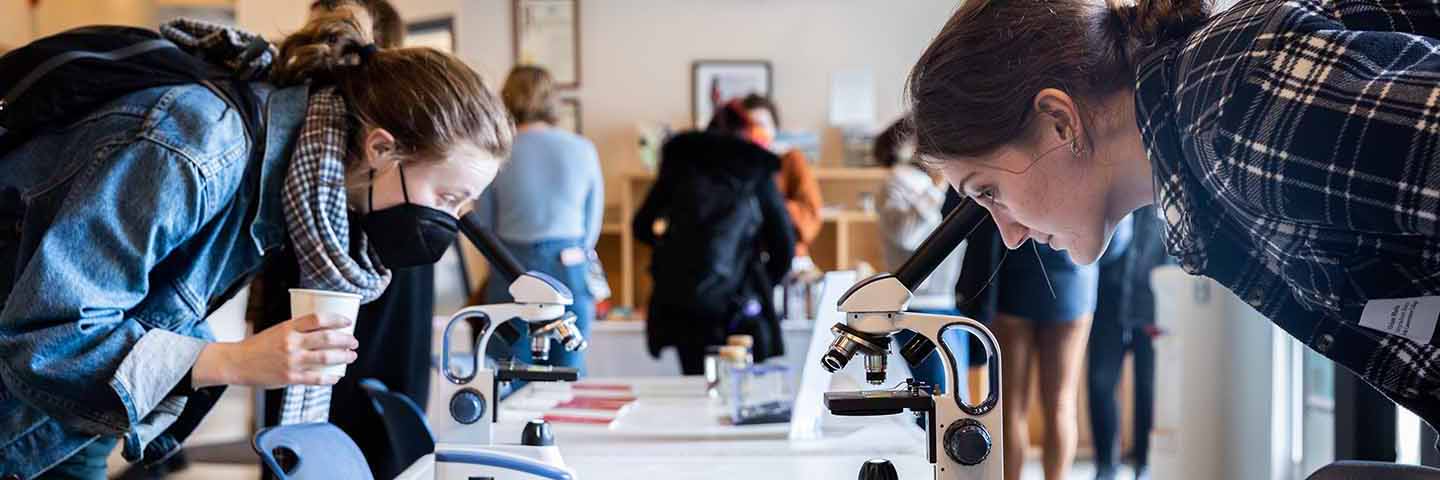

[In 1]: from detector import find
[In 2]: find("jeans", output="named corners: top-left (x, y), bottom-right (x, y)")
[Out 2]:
top-left (36, 436), bottom-right (116, 480)
top-left (1087, 322), bottom-right (1155, 474)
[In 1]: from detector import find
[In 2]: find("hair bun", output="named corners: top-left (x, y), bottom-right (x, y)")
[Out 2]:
top-left (271, 9), bottom-right (376, 86)
top-left (1111, 0), bottom-right (1211, 46)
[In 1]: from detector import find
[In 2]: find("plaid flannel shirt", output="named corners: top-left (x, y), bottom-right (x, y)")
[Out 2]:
top-left (1135, 0), bottom-right (1440, 424)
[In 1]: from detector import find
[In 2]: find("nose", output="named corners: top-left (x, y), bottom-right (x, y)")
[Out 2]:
top-left (992, 210), bottom-right (1030, 250)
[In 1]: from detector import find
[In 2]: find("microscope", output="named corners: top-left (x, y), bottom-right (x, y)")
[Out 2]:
top-left (820, 198), bottom-right (1004, 480)
top-left (428, 211), bottom-right (587, 480)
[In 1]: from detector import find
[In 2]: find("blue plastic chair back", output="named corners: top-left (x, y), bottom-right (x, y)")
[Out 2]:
top-left (359, 378), bottom-right (436, 470)
top-left (252, 422), bottom-right (374, 480)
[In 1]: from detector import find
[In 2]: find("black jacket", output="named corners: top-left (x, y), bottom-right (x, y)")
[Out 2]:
top-left (633, 132), bottom-right (795, 361)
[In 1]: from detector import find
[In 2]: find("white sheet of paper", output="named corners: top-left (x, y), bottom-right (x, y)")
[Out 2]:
top-left (829, 69), bottom-right (875, 127)
top-left (789, 271), bottom-right (857, 441)
top-left (1360, 296), bottom-right (1440, 344)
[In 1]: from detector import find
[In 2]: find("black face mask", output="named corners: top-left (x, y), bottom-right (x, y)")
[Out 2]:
top-left (360, 165), bottom-right (459, 268)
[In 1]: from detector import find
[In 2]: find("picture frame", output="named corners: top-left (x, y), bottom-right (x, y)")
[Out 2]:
top-left (406, 17), bottom-right (456, 54)
top-left (556, 97), bottom-right (582, 135)
top-left (514, 0), bottom-right (580, 88)
top-left (692, 60), bottom-right (772, 129)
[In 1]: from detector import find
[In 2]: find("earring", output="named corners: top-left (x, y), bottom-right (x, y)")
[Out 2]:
top-left (1071, 140), bottom-right (1082, 155)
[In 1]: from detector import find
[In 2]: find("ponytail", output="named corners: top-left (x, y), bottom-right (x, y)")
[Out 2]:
top-left (270, 10), bottom-right (373, 87)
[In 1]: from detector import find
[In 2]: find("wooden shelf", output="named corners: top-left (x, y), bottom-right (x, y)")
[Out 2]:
top-left (813, 167), bottom-right (889, 181)
top-left (604, 167), bottom-right (889, 310)
top-left (822, 209), bottom-right (878, 223)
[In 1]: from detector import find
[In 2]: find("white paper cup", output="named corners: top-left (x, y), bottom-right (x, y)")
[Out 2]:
top-left (289, 288), bottom-right (362, 377)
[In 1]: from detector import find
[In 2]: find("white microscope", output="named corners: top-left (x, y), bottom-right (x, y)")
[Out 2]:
top-left (820, 198), bottom-right (1004, 480)
top-left (426, 212), bottom-right (587, 480)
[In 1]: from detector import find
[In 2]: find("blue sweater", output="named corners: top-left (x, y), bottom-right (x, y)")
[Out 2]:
top-left (474, 128), bottom-right (604, 247)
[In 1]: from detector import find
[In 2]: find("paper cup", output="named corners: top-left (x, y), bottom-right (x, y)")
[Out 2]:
top-left (289, 288), bottom-right (362, 377)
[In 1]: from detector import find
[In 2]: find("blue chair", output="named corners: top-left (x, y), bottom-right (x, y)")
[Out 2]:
top-left (359, 378), bottom-right (436, 471)
top-left (252, 422), bottom-right (373, 480)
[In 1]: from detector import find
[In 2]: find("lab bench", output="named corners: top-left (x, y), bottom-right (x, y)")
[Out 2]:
top-left (406, 376), bottom-right (933, 480)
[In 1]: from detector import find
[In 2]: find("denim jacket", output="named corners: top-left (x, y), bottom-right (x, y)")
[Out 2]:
top-left (0, 82), bottom-right (306, 479)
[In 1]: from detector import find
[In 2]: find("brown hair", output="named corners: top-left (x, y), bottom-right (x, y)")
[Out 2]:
top-left (706, 93), bottom-right (779, 135)
top-left (907, 0), bottom-right (1209, 161)
top-left (271, 10), bottom-right (513, 172)
top-left (311, 0), bottom-right (406, 48)
top-left (873, 117), bottom-right (913, 168)
top-left (501, 65), bottom-right (558, 125)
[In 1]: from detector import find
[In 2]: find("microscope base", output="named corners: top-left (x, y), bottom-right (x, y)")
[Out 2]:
top-left (434, 442), bottom-right (575, 480)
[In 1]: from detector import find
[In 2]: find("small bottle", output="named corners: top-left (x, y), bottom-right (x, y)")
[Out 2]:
top-left (717, 345), bottom-right (752, 407)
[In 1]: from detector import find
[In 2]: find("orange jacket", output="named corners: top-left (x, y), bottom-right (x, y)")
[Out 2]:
top-left (775, 149), bottom-right (823, 256)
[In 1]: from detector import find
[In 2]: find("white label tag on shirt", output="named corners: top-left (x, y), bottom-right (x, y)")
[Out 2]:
top-left (560, 247), bottom-right (586, 267)
top-left (1359, 296), bottom-right (1440, 344)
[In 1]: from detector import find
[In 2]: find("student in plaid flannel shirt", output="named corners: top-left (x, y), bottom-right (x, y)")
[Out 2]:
top-left (905, 0), bottom-right (1440, 441)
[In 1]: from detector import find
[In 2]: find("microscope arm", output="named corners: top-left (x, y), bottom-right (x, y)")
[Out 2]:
top-left (441, 304), bottom-right (563, 385)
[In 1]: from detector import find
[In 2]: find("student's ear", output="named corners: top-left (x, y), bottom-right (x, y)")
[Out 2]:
top-left (1033, 88), bottom-right (1082, 151)
top-left (361, 127), bottom-right (400, 171)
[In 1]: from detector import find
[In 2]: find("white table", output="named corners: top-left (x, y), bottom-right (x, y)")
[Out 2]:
top-left (411, 376), bottom-right (934, 480)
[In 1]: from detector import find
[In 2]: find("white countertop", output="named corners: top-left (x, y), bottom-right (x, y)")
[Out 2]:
top-left (419, 376), bottom-right (934, 480)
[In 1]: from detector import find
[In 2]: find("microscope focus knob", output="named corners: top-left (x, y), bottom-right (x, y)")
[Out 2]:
top-left (857, 458), bottom-right (899, 480)
top-left (944, 419), bottom-right (992, 466)
top-left (449, 388), bottom-right (487, 425)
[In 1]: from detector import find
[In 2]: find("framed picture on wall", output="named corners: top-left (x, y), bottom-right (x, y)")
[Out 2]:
top-left (514, 0), bottom-right (580, 88)
top-left (692, 60), bottom-right (772, 129)
top-left (406, 17), bottom-right (456, 53)
top-left (556, 97), bottom-right (581, 135)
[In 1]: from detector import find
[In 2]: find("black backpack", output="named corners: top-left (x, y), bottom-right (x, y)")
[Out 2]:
top-left (0, 25), bottom-right (270, 316)
top-left (0, 25), bottom-right (269, 157)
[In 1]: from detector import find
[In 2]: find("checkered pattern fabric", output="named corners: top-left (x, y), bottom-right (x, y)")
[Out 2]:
top-left (278, 87), bottom-right (391, 424)
top-left (1135, 0), bottom-right (1440, 424)
top-left (158, 18), bottom-right (274, 79)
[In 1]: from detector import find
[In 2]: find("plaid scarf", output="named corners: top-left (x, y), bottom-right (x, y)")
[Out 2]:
top-left (159, 19), bottom-right (378, 425)
top-left (158, 18), bottom-right (274, 79)
top-left (279, 87), bottom-right (391, 424)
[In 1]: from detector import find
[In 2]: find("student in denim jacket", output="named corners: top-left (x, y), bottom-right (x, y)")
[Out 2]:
top-left (0, 10), bottom-right (513, 479)
top-left (906, 0), bottom-right (1440, 467)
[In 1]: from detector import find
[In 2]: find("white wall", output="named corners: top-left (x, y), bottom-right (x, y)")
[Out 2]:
top-left (462, 0), bottom-right (960, 204)
top-left (242, 0), bottom-right (960, 206)
top-left (237, 0), bottom-right (460, 39)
